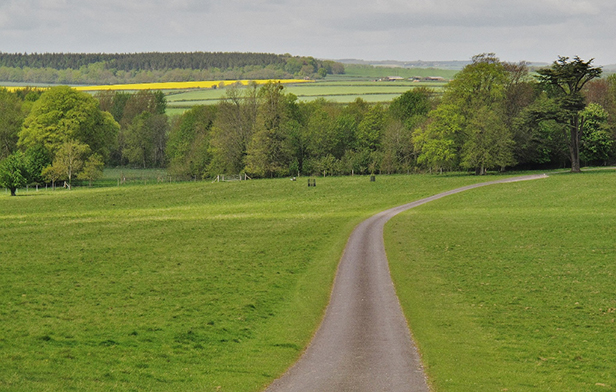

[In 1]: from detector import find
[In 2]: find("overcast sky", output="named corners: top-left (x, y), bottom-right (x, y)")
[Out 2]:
top-left (1, 0), bottom-right (615, 65)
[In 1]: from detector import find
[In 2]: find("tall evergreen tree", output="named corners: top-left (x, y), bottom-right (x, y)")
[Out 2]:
top-left (537, 56), bottom-right (602, 172)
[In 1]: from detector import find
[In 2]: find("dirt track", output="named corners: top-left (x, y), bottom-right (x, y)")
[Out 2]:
top-left (266, 174), bottom-right (547, 392)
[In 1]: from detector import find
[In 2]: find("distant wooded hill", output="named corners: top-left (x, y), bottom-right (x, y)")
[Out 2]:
top-left (0, 52), bottom-right (345, 85)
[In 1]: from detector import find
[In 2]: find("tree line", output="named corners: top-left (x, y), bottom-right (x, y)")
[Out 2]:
top-left (0, 52), bottom-right (345, 85)
top-left (1, 54), bottom-right (614, 195)
top-left (166, 54), bottom-right (613, 178)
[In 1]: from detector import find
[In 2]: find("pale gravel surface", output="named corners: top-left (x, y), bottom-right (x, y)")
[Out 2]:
top-left (266, 174), bottom-right (548, 392)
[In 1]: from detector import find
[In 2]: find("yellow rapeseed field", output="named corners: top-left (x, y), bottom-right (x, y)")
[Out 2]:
top-left (1, 79), bottom-right (312, 92)
top-left (75, 79), bottom-right (312, 91)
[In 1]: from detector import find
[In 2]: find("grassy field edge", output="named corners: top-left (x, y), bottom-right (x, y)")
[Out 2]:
top-left (385, 172), bottom-right (616, 391)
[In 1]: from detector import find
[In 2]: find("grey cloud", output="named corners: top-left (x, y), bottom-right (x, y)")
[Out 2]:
top-left (316, 0), bottom-right (611, 32)
top-left (0, 0), bottom-right (615, 64)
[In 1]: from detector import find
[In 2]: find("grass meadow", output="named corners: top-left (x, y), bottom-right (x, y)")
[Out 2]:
top-left (386, 171), bottom-right (616, 391)
top-left (1, 173), bottom-right (492, 391)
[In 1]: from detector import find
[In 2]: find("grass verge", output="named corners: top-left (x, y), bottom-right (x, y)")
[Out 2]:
top-left (386, 171), bottom-right (616, 391)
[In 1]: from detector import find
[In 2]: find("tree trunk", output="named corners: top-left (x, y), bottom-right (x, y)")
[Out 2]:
top-left (10, 187), bottom-right (16, 196)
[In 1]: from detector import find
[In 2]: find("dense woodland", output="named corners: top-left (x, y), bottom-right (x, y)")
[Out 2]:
top-left (0, 52), bottom-right (345, 85)
top-left (1, 54), bottom-right (615, 194)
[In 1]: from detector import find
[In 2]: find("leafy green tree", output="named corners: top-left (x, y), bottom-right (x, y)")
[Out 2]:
top-left (433, 53), bottom-right (517, 173)
top-left (100, 90), bottom-right (167, 166)
top-left (0, 151), bottom-right (28, 196)
top-left (512, 96), bottom-right (569, 166)
top-left (43, 140), bottom-right (90, 189)
top-left (245, 83), bottom-right (293, 177)
top-left (122, 112), bottom-right (168, 168)
top-left (333, 113), bottom-right (359, 158)
top-left (0, 88), bottom-right (24, 160)
top-left (77, 153), bottom-right (104, 186)
top-left (381, 89), bottom-right (434, 174)
top-left (209, 84), bottom-right (259, 174)
top-left (356, 104), bottom-right (385, 152)
top-left (286, 115), bottom-right (310, 175)
top-left (461, 107), bottom-right (516, 174)
top-left (389, 87), bottom-right (433, 127)
top-left (580, 103), bottom-right (614, 165)
top-left (41, 164), bottom-right (63, 189)
top-left (18, 86), bottom-right (119, 161)
top-left (500, 62), bottom-right (543, 166)
top-left (24, 144), bottom-right (52, 184)
top-left (445, 53), bottom-right (508, 113)
top-left (304, 99), bottom-right (345, 160)
top-left (119, 90), bottom-right (166, 127)
top-left (96, 90), bottom-right (131, 123)
top-left (537, 56), bottom-right (602, 172)
top-left (413, 104), bottom-right (464, 173)
top-left (166, 105), bottom-right (217, 178)
top-left (344, 98), bottom-right (370, 124)
top-left (381, 118), bottom-right (419, 174)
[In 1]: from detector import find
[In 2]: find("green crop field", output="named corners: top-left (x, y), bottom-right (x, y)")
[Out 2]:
top-left (164, 71), bottom-right (449, 114)
top-left (386, 171), bottom-right (616, 391)
top-left (1, 173), bottom-right (494, 391)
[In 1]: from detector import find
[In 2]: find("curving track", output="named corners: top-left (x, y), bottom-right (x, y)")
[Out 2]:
top-left (266, 175), bottom-right (547, 392)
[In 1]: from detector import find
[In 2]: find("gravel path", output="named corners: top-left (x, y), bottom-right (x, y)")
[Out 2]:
top-left (266, 174), bottom-right (548, 392)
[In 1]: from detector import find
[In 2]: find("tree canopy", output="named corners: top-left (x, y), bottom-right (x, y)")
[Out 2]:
top-left (0, 88), bottom-right (24, 160)
top-left (18, 86), bottom-right (119, 161)
top-left (0, 151), bottom-right (28, 196)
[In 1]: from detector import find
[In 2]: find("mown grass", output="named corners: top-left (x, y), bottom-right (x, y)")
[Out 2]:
top-left (386, 171), bottom-right (616, 391)
top-left (0, 173), bottom-right (494, 391)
